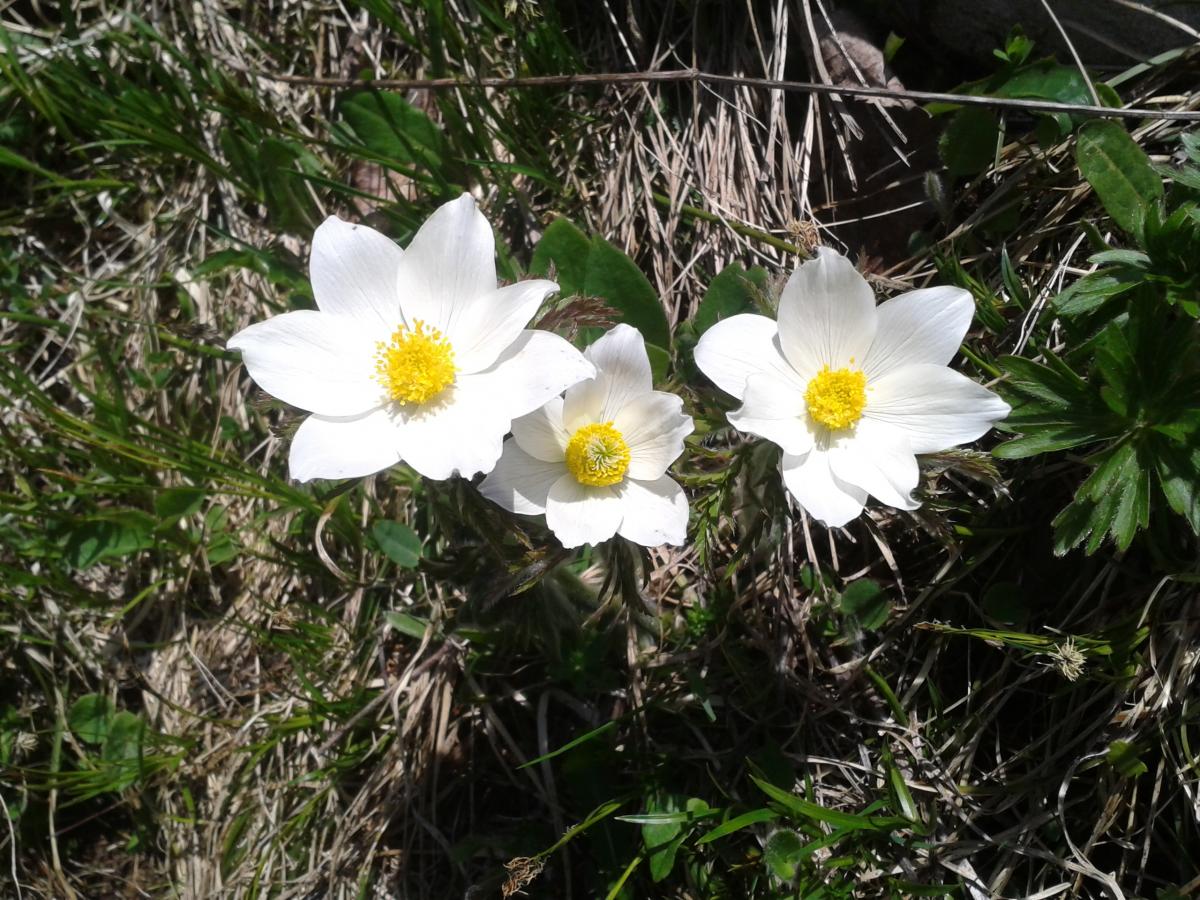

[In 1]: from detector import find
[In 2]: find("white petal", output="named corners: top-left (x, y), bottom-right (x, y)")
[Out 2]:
top-left (563, 324), bottom-right (653, 429)
top-left (390, 386), bottom-right (507, 481)
top-left (309, 216), bottom-right (405, 333)
top-left (861, 286), bottom-right (974, 381)
top-left (781, 450), bottom-right (867, 527)
top-left (693, 313), bottom-right (802, 401)
top-left (474, 330), bottom-right (596, 424)
top-left (450, 279), bottom-right (559, 373)
top-left (512, 397), bottom-right (569, 463)
top-left (394, 194), bottom-right (497, 337)
top-left (388, 331), bottom-right (593, 481)
top-left (479, 441), bottom-right (562, 514)
top-left (827, 420), bottom-right (920, 510)
top-left (865, 364), bottom-right (1011, 454)
top-left (613, 391), bottom-right (693, 480)
top-left (545, 475), bottom-right (624, 548)
top-left (616, 476), bottom-right (689, 547)
top-left (727, 373), bottom-right (814, 455)
top-left (227, 310), bottom-right (381, 416)
top-left (289, 408), bottom-right (402, 482)
top-left (776, 247), bottom-right (877, 378)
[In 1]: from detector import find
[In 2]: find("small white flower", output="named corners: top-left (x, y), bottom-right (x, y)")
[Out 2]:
top-left (480, 324), bottom-right (694, 548)
top-left (694, 247), bottom-right (1010, 527)
top-left (227, 194), bottom-right (595, 482)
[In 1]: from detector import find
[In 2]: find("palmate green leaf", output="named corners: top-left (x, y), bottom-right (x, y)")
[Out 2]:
top-left (1053, 441), bottom-right (1150, 554)
top-left (1053, 269), bottom-right (1142, 317)
top-left (1155, 440), bottom-right (1200, 534)
top-left (998, 354), bottom-right (1092, 408)
top-left (1076, 120), bottom-right (1163, 240)
top-left (993, 425), bottom-right (1104, 458)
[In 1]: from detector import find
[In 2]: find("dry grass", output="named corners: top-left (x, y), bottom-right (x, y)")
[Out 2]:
top-left (1, 1), bottom-right (1198, 898)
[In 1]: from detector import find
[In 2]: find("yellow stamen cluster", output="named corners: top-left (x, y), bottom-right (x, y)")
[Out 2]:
top-left (804, 366), bottom-right (868, 431)
top-left (564, 422), bottom-right (631, 487)
top-left (375, 320), bottom-right (456, 406)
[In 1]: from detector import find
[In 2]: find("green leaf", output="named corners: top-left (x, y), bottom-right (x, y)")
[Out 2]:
top-left (102, 711), bottom-right (145, 764)
top-left (68, 694), bottom-right (114, 746)
top-left (530, 218), bottom-right (592, 299)
top-left (1106, 740), bottom-right (1148, 778)
top-left (982, 581), bottom-right (1030, 625)
top-left (154, 487), bottom-right (205, 521)
top-left (371, 520), bottom-right (423, 568)
top-left (384, 611), bottom-right (431, 639)
top-left (1076, 120), bottom-right (1163, 240)
top-left (63, 511), bottom-right (156, 570)
top-left (583, 236), bottom-right (671, 349)
top-left (694, 263), bottom-right (769, 333)
top-left (1157, 442), bottom-right (1200, 533)
top-left (1053, 269), bottom-right (1142, 317)
top-left (695, 808), bottom-right (779, 845)
top-left (838, 578), bottom-right (890, 631)
top-left (751, 776), bottom-right (905, 833)
top-left (940, 108), bottom-right (1000, 177)
top-left (762, 828), bottom-right (805, 881)
top-left (336, 90), bottom-right (447, 173)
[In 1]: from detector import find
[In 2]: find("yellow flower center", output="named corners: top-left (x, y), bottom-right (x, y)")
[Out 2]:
top-left (564, 422), bottom-right (631, 487)
top-left (804, 366), bottom-right (867, 431)
top-left (375, 319), bottom-right (456, 406)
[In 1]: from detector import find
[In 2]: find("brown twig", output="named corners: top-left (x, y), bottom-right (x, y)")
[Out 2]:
top-left (230, 65), bottom-right (1200, 121)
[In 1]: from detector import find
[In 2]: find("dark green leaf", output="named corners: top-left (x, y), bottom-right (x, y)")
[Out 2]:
top-left (68, 694), bottom-right (114, 746)
top-left (762, 828), bottom-right (805, 881)
top-left (154, 487), bottom-right (205, 521)
top-left (838, 579), bottom-right (890, 631)
top-left (982, 581), bottom-right (1029, 625)
top-left (1107, 740), bottom-right (1148, 778)
top-left (102, 711), bottom-right (145, 763)
top-left (63, 511), bottom-right (155, 570)
top-left (384, 611), bottom-right (431, 639)
top-left (695, 808), bottom-right (780, 845)
top-left (1157, 442), bottom-right (1200, 533)
top-left (336, 90), bottom-right (446, 172)
top-left (940, 108), bottom-right (1000, 177)
top-left (1076, 120), bottom-right (1163, 239)
top-left (1053, 269), bottom-right (1142, 317)
top-left (583, 236), bottom-right (671, 348)
top-left (371, 520), bottom-right (423, 568)
top-left (695, 263), bottom-right (769, 333)
top-left (530, 217), bottom-right (592, 298)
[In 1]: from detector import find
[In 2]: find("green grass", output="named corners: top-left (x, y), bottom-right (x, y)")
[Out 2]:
top-left (2, 2), bottom-right (1199, 898)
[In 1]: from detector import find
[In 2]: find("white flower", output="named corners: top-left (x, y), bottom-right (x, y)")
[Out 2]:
top-left (480, 324), bottom-right (694, 548)
top-left (694, 247), bottom-right (1010, 527)
top-left (227, 194), bottom-right (595, 482)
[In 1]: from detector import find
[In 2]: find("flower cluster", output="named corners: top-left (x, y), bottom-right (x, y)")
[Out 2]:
top-left (228, 196), bottom-right (1009, 547)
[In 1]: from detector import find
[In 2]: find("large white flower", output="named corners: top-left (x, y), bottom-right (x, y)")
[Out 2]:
top-left (226, 195), bottom-right (595, 482)
top-left (479, 325), bottom-right (693, 548)
top-left (694, 247), bottom-right (1010, 527)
